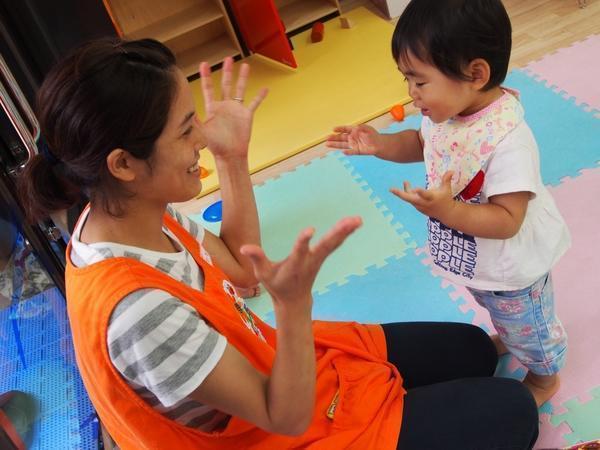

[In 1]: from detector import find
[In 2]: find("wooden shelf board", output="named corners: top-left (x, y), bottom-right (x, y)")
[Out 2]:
top-left (126, 2), bottom-right (223, 42)
top-left (278, 0), bottom-right (338, 33)
top-left (177, 35), bottom-right (240, 76)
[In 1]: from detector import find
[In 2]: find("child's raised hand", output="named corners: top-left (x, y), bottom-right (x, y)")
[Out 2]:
top-left (391, 171), bottom-right (457, 221)
top-left (326, 124), bottom-right (381, 156)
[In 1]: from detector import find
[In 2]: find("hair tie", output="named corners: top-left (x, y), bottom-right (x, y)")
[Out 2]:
top-left (38, 140), bottom-right (60, 166)
top-left (114, 42), bottom-right (128, 55)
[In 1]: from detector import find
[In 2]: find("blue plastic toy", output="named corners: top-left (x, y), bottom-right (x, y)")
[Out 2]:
top-left (202, 200), bottom-right (223, 222)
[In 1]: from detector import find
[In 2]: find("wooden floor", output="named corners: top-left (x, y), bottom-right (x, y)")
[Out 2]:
top-left (176, 0), bottom-right (600, 215)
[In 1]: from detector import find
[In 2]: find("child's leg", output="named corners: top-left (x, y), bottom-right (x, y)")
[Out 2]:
top-left (469, 273), bottom-right (567, 406)
top-left (491, 334), bottom-right (508, 355)
top-left (523, 372), bottom-right (560, 407)
top-left (468, 291), bottom-right (509, 356)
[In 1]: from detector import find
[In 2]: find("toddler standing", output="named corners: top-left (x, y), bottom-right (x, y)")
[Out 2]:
top-left (327, 0), bottom-right (570, 406)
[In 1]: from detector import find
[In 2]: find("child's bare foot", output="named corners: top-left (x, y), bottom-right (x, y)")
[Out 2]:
top-left (491, 335), bottom-right (509, 355)
top-left (523, 372), bottom-right (560, 406)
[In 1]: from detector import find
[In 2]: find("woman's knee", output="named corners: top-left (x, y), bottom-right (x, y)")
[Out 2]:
top-left (447, 322), bottom-right (498, 374)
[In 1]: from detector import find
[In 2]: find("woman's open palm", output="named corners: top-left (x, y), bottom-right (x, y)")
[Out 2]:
top-left (198, 57), bottom-right (268, 159)
top-left (240, 217), bottom-right (362, 308)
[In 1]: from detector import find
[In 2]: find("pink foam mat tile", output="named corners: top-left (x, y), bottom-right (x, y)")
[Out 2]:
top-left (536, 413), bottom-right (572, 450)
top-left (524, 34), bottom-right (600, 115)
top-left (546, 166), bottom-right (600, 407)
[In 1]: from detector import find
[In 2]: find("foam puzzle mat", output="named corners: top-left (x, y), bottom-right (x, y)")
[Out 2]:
top-left (192, 152), bottom-right (416, 319)
top-left (524, 34), bottom-right (600, 116)
top-left (193, 36), bottom-right (600, 448)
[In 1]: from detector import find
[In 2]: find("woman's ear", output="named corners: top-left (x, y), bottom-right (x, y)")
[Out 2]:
top-left (106, 148), bottom-right (137, 182)
top-left (466, 58), bottom-right (491, 90)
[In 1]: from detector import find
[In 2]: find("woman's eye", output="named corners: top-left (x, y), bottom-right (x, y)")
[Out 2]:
top-left (416, 82), bottom-right (425, 87)
top-left (182, 127), bottom-right (192, 137)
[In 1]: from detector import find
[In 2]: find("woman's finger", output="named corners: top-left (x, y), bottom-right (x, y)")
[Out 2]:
top-left (199, 62), bottom-right (214, 113)
top-left (289, 227), bottom-right (315, 261)
top-left (234, 63), bottom-right (250, 101)
top-left (248, 87), bottom-right (269, 113)
top-left (220, 57), bottom-right (234, 100)
top-left (240, 244), bottom-right (273, 279)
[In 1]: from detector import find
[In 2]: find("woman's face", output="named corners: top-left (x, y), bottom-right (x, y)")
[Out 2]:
top-left (134, 68), bottom-right (206, 205)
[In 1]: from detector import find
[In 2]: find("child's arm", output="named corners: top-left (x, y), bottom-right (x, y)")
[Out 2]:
top-left (392, 171), bottom-right (530, 239)
top-left (326, 125), bottom-right (424, 163)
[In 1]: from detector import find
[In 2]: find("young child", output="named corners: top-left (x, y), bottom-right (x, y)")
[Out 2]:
top-left (327, 0), bottom-right (570, 406)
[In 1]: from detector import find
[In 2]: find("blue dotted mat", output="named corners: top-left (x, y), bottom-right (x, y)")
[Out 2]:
top-left (0, 288), bottom-right (97, 450)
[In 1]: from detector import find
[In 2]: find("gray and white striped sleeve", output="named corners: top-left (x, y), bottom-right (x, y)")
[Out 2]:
top-left (107, 288), bottom-right (226, 407)
top-left (166, 205), bottom-right (204, 243)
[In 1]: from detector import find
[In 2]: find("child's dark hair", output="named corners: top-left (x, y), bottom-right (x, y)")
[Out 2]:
top-left (392, 0), bottom-right (512, 90)
top-left (18, 38), bottom-right (177, 221)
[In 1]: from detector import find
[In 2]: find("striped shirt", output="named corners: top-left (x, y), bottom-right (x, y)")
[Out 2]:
top-left (70, 205), bottom-right (230, 432)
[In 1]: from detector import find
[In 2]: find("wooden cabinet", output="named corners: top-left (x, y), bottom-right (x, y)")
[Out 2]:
top-left (102, 0), bottom-right (242, 77)
top-left (275, 0), bottom-right (341, 34)
top-left (102, 0), bottom-right (343, 75)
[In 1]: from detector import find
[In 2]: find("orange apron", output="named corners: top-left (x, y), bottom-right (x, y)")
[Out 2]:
top-left (66, 213), bottom-right (405, 449)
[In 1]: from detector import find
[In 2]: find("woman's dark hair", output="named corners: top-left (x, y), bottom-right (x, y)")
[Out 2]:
top-left (391, 0), bottom-right (512, 90)
top-left (19, 38), bottom-right (177, 221)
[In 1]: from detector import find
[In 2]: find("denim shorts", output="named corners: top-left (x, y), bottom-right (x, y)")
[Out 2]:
top-left (468, 273), bottom-right (567, 376)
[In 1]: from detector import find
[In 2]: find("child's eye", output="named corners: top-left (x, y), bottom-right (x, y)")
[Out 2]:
top-left (181, 127), bottom-right (192, 138)
top-left (403, 76), bottom-right (425, 87)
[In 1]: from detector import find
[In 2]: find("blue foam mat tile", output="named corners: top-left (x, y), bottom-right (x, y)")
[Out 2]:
top-left (264, 250), bottom-right (477, 325)
top-left (505, 70), bottom-right (600, 186)
top-left (339, 114), bottom-right (430, 247)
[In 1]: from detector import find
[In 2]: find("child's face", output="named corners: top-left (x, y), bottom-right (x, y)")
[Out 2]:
top-left (397, 51), bottom-right (480, 123)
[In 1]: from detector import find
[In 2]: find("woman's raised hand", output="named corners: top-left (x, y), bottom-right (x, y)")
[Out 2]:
top-left (240, 217), bottom-right (362, 311)
top-left (199, 57), bottom-right (268, 159)
top-left (326, 124), bottom-right (382, 156)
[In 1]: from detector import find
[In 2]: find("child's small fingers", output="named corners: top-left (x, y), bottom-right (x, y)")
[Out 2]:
top-left (390, 187), bottom-right (412, 201)
top-left (326, 141), bottom-right (350, 149)
top-left (414, 188), bottom-right (434, 201)
top-left (333, 125), bottom-right (353, 134)
top-left (326, 133), bottom-right (349, 142)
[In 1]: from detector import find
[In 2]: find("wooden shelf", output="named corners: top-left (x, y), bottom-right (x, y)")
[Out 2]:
top-left (276, 0), bottom-right (339, 33)
top-left (126, 2), bottom-right (223, 41)
top-left (176, 35), bottom-right (241, 76)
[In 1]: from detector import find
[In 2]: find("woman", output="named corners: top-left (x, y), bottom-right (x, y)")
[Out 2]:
top-left (19, 38), bottom-right (539, 449)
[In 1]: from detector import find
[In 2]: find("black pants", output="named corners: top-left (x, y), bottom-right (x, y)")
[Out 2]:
top-left (382, 322), bottom-right (539, 450)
